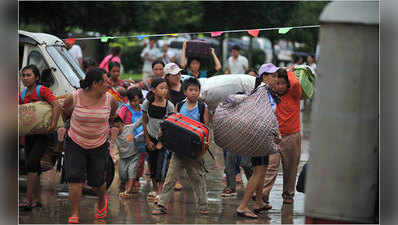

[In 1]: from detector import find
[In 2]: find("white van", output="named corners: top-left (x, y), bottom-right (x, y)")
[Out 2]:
top-left (19, 30), bottom-right (85, 96)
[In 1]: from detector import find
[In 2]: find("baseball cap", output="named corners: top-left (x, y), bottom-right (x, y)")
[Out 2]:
top-left (258, 63), bottom-right (279, 77)
top-left (164, 63), bottom-right (183, 75)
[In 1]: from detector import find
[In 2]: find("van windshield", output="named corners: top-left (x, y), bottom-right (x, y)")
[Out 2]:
top-left (46, 46), bottom-right (86, 88)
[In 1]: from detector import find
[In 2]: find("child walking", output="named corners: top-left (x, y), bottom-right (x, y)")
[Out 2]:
top-left (118, 87), bottom-right (146, 191)
top-left (152, 77), bottom-right (210, 215)
top-left (142, 78), bottom-right (174, 203)
top-left (112, 116), bottom-right (142, 198)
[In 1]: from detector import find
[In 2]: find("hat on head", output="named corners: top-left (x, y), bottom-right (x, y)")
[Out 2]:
top-left (258, 63), bottom-right (279, 77)
top-left (164, 63), bottom-right (183, 75)
top-left (65, 38), bottom-right (76, 45)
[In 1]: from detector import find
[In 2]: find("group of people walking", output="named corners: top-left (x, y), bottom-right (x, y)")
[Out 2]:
top-left (19, 39), bottom-right (305, 223)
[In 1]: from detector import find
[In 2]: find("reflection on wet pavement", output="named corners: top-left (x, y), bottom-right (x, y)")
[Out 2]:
top-left (19, 109), bottom-right (312, 224)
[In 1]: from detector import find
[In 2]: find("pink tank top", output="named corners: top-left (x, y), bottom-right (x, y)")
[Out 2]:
top-left (68, 89), bottom-right (111, 149)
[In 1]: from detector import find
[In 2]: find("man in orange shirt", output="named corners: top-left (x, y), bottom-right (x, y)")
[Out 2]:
top-left (262, 68), bottom-right (302, 206)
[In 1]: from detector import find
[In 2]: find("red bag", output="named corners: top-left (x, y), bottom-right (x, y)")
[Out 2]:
top-left (160, 113), bottom-right (209, 159)
top-left (186, 40), bottom-right (211, 59)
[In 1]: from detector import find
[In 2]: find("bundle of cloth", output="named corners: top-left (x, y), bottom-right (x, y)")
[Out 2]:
top-left (213, 86), bottom-right (279, 157)
top-left (198, 74), bottom-right (255, 112)
top-left (19, 99), bottom-right (65, 136)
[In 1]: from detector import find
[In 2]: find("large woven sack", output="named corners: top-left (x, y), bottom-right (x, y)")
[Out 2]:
top-left (213, 86), bottom-right (279, 157)
top-left (293, 65), bottom-right (316, 99)
top-left (186, 40), bottom-right (211, 59)
top-left (199, 74), bottom-right (255, 112)
top-left (19, 100), bottom-right (64, 136)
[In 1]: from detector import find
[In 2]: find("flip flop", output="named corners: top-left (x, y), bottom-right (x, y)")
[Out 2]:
top-left (152, 205), bottom-right (167, 215)
top-left (30, 201), bottom-right (42, 208)
top-left (236, 210), bottom-right (258, 219)
top-left (68, 216), bottom-right (80, 224)
top-left (199, 209), bottom-right (209, 215)
top-left (95, 198), bottom-right (108, 219)
top-left (19, 201), bottom-right (32, 211)
top-left (253, 204), bottom-right (272, 214)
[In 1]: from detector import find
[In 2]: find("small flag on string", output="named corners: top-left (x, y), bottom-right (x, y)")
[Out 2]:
top-left (168, 33), bottom-right (178, 36)
top-left (278, 27), bottom-right (292, 34)
top-left (247, 29), bottom-right (260, 37)
top-left (136, 35), bottom-right (148, 40)
top-left (100, 37), bottom-right (109, 43)
top-left (211, 32), bottom-right (223, 37)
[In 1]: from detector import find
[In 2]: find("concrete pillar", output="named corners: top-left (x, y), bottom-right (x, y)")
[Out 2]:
top-left (304, 1), bottom-right (379, 223)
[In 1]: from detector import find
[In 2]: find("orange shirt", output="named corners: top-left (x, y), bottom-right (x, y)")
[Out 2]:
top-left (276, 71), bottom-right (302, 136)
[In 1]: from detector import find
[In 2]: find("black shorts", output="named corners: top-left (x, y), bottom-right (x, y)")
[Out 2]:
top-left (64, 136), bottom-right (110, 187)
top-left (251, 155), bottom-right (270, 167)
top-left (24, 134), bottom-right (50, 175)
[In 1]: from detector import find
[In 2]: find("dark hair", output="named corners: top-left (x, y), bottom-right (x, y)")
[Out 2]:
top-left (80, 68), bottom-right (105, 89)
top-left (111, 46), bottom-right (122, 56)
top-left (277, 68), bottom-right (290, 89)
top-left (116, 86), bottom-right (127, 97)
top-left (126, 87), bottom-right (144, 101)
top-left (21, 65), bottom-right (41, 81)
top-left (83, 57), bottom-right (97, 71)
top-left (152, 60), bottom-right (165, 69)
top-left (248, 68), bottom-right (257, 75)
top-left (146, 78), bottom-right (167, 102)
top-left (232, 45), bottom-right (241, 51)
top-left (183, 77), bottom-right (201, 91)
top-left (293, 55), bottom-right (302, 64)
top-left (254, 72), bottom-right (273, 89)
top-left (108, 61), bottom-right (120, 72)
top-left (188, 57), bottom-right (201, 66)
top-left (113, 115), bottom-right (124, 124)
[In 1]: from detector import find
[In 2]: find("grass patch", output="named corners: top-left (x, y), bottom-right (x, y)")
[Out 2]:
top-left (121, 73), bottom-right (143, 81)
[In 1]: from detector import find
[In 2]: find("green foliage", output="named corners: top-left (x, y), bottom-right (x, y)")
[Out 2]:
top-left (285, 1), bottom-right (330, 52)
top-left (120, 44), bottom-right (145, 74)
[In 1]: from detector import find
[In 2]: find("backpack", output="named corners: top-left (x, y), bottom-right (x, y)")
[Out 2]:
top-left (176, 100), bottom-right (206, 123)
top-left (20, 85), bottom-right (43, 103)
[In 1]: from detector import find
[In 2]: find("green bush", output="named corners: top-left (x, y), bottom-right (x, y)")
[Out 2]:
top-left (120, 45), bottom-right (145, 74)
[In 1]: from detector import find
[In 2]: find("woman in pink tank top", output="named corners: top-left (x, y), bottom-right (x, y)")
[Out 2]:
top-left (62, 68), bottom-right (118, 223)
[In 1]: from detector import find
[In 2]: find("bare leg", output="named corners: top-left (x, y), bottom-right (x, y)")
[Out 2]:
top-left (92, 183), bottom-right (107, 210)
top-left (25, 173), bottom-right (38, 203)
top-left (125, 178), bottom-right (135, 194)
top-left (69, 183), bottom-right (83, 217)
top-left (237, 166), bottom-right (265, 216)
top-left (254, 167), bottom-right (267, 209)
top-left (158, 182), bottom-right (164, 194)
top-left (33, 174), bottom-right (41, 203)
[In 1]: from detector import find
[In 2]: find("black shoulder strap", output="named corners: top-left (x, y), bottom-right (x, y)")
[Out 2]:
top-left (198, 100), bottom-right (205, 124)
top-left (176, 100), bottom-right (186, 113)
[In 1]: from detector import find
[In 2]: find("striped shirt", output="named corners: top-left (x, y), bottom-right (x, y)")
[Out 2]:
top-left (68, 89), bottom-right (111, 149)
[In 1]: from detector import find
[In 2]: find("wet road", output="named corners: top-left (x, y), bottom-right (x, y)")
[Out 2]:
top-left (19, 106), bottom-right (312, 224)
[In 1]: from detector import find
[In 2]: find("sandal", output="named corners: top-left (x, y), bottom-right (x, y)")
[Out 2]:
top-left (19, 201), bottom-right (32, 211)
top-left (199, 209), bottom-right (209, 215)
top-left (236, 210), bottom-right (258, 219)
top-left (68, 216), bottom-right (80, 224)
top-left (119, 191), bottom-right (130, 199)
top-left (174, 183), bottom-right (183, 191)
top-left (30, 201), bottom-right (42, 208)
top-left (95, 198), bottom-right (108, 219)
top-left (147, 191), bottom-right (156, 201)
top-left (253, 204), bottom-right (272, 214)
top-left (152, 205), bottom-right (167, 215)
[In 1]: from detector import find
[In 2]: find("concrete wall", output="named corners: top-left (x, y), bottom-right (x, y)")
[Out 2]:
top-left (305, 15), bottom-right (379, 225)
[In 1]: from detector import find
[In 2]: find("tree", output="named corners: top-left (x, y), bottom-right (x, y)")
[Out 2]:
top-left (285, 1), bottom-right (330, 54)
top-left (201, 1), bottom-right (299, 65)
